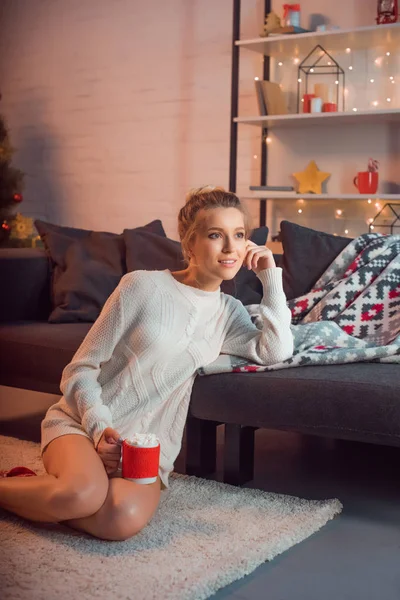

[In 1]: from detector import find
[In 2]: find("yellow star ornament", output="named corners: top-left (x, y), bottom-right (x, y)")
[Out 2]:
top-left (293, 160), bottom-right (331, 194)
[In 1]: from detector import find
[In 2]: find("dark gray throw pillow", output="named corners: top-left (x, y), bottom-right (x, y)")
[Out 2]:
top-left (124, 228), bottom-right (184, 273)
top-left (123, 225), bottom-right (269, 305)
top-left (35, 219), bottom-right (165, 323)
top-left (280, 220), bottom-right (352, 301)
top-left (36, 219), bottom-right (166, 240)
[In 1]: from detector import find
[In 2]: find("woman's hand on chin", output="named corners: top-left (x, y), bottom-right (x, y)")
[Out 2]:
top-left (244, 240), bottom-right (276, 274)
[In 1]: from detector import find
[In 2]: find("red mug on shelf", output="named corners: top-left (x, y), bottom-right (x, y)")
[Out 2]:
top-left (353, 171), bottom-right (378, 194)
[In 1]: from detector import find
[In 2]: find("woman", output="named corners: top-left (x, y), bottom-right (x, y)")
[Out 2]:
top-left (0, 186), bottom-right (293, 541)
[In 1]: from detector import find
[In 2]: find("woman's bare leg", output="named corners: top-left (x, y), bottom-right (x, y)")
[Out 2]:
top-left (0, 471), bottom-right (61, 522)
top-left (64, 476), bottom-right (162, 541)
top-left (0, 434), bottom-right (109, 522)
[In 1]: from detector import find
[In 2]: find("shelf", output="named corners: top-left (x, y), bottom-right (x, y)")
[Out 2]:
top-left (241, 194), bottom-right (400, 201)
top-left (234, 108), bottom-right (400, 128)
top-left (236, 23), bottom-right (400, 58)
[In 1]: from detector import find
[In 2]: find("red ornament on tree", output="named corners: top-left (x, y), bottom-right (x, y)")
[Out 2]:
top-left (377, 0), bottom-right (398, 24)
top-left (1, 220), bottom-right (10, 231)
top-left (13, 192), bottom-right (23, 203)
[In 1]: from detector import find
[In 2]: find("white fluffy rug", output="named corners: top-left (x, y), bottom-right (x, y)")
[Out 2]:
top-left (0, 435), bottom-right (342, 600)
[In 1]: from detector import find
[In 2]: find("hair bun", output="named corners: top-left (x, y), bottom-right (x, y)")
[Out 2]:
top-left (185, 185), bottom-right (226, 203)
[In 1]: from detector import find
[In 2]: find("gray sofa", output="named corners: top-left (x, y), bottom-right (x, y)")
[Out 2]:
top-left (1, 247), bottom-right (400, 486)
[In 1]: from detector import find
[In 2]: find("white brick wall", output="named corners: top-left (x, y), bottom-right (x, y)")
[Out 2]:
top-left (0, 0), bottom-right (260, 238)
top-left (0, 0), bottom-right (398, 240)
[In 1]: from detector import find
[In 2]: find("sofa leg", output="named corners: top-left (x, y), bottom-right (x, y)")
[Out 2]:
top-left (223, 424), bottom-right (256, 486)
top-left (185, 414), bottom-right (217, 477)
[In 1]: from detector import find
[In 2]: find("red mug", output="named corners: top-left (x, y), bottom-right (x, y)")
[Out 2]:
top-left (353, 171), bottom-right (378, 194)
top-left (121, 436), bottom-right (160, 484)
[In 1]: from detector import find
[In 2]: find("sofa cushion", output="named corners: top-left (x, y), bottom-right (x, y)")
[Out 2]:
top-left (35, 219), bottom-right (165, 324)
top-left (190, 363), bottom-right (400, 447)
top-left (123, 226), bottom-right (269, 305)
top-left (0, 248), bottom-right (51, 322)
top-left (280, 221), bottom-right (352, 301)
top-left (124, 229), bottom-right (183, 272)
top-left (36, 220), bottom-right (166, 240)
top-left (0, 321), bottom-right (91, 394)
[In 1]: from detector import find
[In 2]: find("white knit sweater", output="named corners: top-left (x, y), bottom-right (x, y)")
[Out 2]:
top-left (41, 268), bottom-right (293, 488)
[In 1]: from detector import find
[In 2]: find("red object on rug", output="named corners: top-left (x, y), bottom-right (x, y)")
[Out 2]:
top-left (0, 466), bottom-right (37, 478)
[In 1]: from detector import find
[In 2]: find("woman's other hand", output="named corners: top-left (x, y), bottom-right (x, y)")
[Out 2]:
top-left (96, 427), bottom-right (122, 475)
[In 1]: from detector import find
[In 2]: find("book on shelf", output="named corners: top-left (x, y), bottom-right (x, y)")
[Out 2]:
top-left (254, 80), bottom-right (266, 116)
top-left (250, 185), bottom-right (294, 191)
top-left (254, 80), bottom-right (288, 116)
top-left (248, 191), bottom-right (296, 197)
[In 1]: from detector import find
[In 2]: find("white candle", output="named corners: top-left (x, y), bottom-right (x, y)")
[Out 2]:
top-left (311, 97), bottom-right (323, 113)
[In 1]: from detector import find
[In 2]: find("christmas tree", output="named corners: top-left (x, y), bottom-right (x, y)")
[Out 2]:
top-left (0, 105), bottom-right (24, 245)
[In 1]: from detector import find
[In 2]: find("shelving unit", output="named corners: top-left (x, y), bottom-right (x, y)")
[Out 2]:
top-left (241, 193), bottom-right (400, 201)
top-left (236, 22), bottom-right (400, 57)
top-left (234, 108), bottom-right (400, 128)
top-left (228, 3), bottom-right (400, 229)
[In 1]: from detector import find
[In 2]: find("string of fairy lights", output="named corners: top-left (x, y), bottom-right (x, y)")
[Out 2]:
top-left (251, 43), bottom-right (398, 236)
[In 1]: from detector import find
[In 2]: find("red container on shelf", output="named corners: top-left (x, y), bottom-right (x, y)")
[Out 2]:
top-left (323, 102), bottom-right (338, 112)
top-left (303, 93), bottom-right (316, 113)
top-left (377, 0), bottom-right (398, 24)
top-left (353, 171), bottom-right (379, 195)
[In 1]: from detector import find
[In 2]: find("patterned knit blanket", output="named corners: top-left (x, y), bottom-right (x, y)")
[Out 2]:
top-left (199, 232), bottom-right (400, 375)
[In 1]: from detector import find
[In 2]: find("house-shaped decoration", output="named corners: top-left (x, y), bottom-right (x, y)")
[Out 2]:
top-left (297, 44), bottom-right (345, 113)
top-left (369, 203), bottom-right (400, 235)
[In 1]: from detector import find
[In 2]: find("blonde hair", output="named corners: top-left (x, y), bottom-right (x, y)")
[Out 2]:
top-left (178, 186), bottom-right (253, 266)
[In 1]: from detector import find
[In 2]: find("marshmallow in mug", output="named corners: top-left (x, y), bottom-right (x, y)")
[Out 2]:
top-left (125, 432), bottom-right (160, 447)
